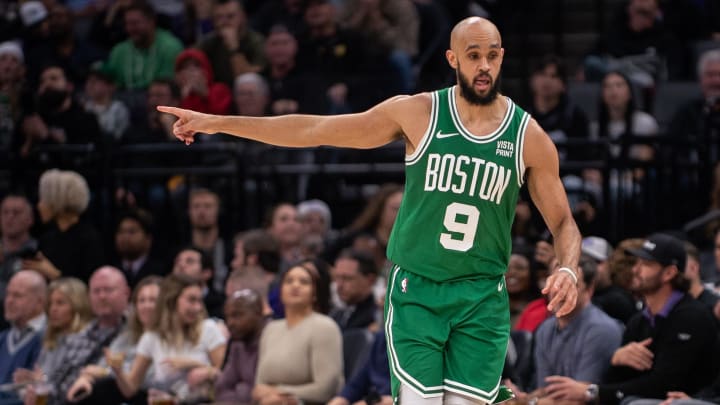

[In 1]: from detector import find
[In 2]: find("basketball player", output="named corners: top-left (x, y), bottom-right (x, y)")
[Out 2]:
top-left (159, 16), bottom-right (581, 405)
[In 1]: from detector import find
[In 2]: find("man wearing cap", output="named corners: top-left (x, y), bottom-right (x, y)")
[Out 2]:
top-left (541, 233), bottom-right (719, 404)
top-left (583, 236), bottom-right (639, 324)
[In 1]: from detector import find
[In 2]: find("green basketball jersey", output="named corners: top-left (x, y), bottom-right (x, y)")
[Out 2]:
top-left (387, 86), bottom-right (530, 282)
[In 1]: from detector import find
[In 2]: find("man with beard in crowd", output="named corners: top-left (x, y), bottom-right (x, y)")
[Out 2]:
top-left (159, 17), bottom-right (581, 405)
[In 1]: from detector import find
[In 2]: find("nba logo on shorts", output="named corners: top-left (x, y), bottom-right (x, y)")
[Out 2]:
top-left (401, 278), bottom-right (408, 293)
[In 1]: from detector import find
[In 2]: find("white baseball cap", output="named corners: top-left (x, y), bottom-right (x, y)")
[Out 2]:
top-left (20, 1), bottom-right (48, 27)
top-left (582, 236), bottom-right (613, 262)
top-left (0, 41), bottom-right (23, 63)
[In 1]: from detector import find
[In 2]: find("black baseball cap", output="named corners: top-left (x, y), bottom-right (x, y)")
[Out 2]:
top-left (626, 233), bottom-right (686, 271)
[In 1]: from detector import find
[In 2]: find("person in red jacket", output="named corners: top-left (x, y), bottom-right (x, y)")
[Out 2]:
top-left (175, 48), bottom-right (232, 115)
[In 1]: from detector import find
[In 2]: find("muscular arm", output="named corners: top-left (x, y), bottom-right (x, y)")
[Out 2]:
top-left (524, 119), bottom-right (582, 316)
top-left (158, 94), bottom-right (432, 152)
top-left (524, 119), bottom-right (581, 272)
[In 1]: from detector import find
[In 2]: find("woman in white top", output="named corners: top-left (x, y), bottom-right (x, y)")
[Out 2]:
top-left (65, 276), bottom-right (163, 403)
top-left (591, 70), bottom-right (659, 161)
top-left (253, 263), bottom-right (343, 405)
top-left (74, 274), bottom-right (226, 402)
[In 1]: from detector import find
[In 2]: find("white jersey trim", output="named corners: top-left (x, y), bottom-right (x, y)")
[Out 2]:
top-left (515, 112), bottom-right (530, 187)
top-left (406, 91), bottom-right (438, 165)
top-left (449, 86), bottom-right (514, 144)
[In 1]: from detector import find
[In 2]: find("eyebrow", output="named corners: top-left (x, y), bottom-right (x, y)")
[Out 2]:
top-left (464, 43), bottom-right (501, 51)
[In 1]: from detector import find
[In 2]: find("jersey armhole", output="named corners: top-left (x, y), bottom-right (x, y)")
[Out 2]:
top-left (405, 91), bottom-right (438, 165)
top-left (515, 113), bottom-right (530, 187)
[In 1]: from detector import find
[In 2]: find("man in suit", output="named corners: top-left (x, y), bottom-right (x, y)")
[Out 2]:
top-left (113, 208), bottom-right (166, 289)
top-left (330, 249), bottom-right (379, 331)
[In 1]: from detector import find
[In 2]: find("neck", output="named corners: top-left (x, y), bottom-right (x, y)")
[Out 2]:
top-left (644, 286), bottom-right (674, 316)
top-left (311, 23), bottom-right (335, 38)
top-left (2, 232), bottom-right (31, 252)
top-left (284, 305), bottom-right (313, 327)
top-left (375, 225), bottom-right (392, 245)
top-left (55, 213), bottom-right (79, 231)
top-left (533, 94), bottom-right (560, 114)
top-left (608, 106), bottom-right (625, 121)
top-left (455, 89), bottom-right (506, 122)
top-left (271, 61), bottom-right (294, 78)
top-left (192, 227), bottom-right (218, 251)
top-left (689, 279), bottom-right (704, 298)
top-left (557, 300), bottom-right (585, 329)
top-left (93, 94), bottom-right (113, 107)
top-left (97, 314), bottom-right (122, 329)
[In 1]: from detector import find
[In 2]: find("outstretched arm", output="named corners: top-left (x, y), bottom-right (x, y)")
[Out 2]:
top-left (157, 94), bottom-right (426, 149)
top-left (524, 119), bottom-right (581, 316)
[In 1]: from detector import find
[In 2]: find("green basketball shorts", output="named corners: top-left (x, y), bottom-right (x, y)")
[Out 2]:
top-left (384, 265), bottom-right (511, 404)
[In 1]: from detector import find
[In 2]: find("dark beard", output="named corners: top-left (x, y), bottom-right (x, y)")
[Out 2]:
top-left (456, 67), bottom-right (500, 106)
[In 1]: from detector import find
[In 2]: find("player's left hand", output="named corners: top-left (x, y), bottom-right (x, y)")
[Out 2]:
top-left (542, 269), bottom-right (578, 317)
top-left (543, 376), bottom-right (588, 401)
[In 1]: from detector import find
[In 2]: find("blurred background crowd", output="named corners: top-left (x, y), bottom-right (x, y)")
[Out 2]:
top-left (1, 0), bottom-right (720, 404)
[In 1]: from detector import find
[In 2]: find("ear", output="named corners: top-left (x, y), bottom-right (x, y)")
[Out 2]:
top-left (446, 49), bottom-right (457, 69)
top-left (662, 266), bottom-right (678, 283)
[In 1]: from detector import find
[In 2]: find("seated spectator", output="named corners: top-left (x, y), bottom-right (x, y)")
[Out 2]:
top-left (668, 49), bottom-right (720, 166)
top-left (338, 0), bottom-right (419, 94)
top-left (330, 249), bottom-right (379, 332)
top-left (172, 247), bottom-right (225, 319)
top-left (583, 0), bottom-right (683, 84)
top-left (225, 266), bottom-right (274, 317)
top-left (585, 236), bottom-right (639, 324)
top-left (541, 234), bottom-right (718, 404)
top-left (0, 41), bottom-right (27, 151)
top-left (204, 288), bottom-right (267, 403)
top-left (108, 274), bottom-right (227, 402)
top-left (29, 266), bottom-right (129, 405)
top-left (296, 0), bottom-right (381, 114)
top-left (514, 239), bottom-right (552, 333)
top-left (264, 203), bottom-right (302, 270)
top-left (197, 0), bottom-right (266, 88)
top-left (327, 329), bottom-right (391, 405)
top-left (684, 242), bottom-right (719, 314)
top-left (18, 277), bottom-right (91, 384)
top-left (505, 250), bottom-right (539, 328)
top-left (590, 70), bottom-right (658, 162)
top-left (297, 199), bottom-right (338, 252)
top-left (16, 64), bottom-right (101, 159)
top-left (82, 65), bottom-right (130, 141)
top-left (531, 255), bottom-right (623, 396)
top-left (0, 194), bottom-right (37, 330)
top-left (41, 4), bottom-right (105, 84)
top-left (232, 72), bottom-right (271, 117)
top-left (327, 184), bottom-right (403, 267)
top-left (65, 276), bottom-right (162, 405)
top-left (260, 25), bottom-right (307, 115)
top-left (253, 264), bottom-right (343, 405)
top-left (186, 188), bottom-right (230, 294)
top-left (528, 55), bottom-right (591, 161)
top-left (103, 1), bottom-right (183, 90)
top-left (24, 169), bottom-right (104, 283)
top-left (122, 78), bottom-right (180, 144)
top-left (112, 209), bottom-right (167, 290)
top-left (229, 229), bottom-right (281, 278)
top-left (174, 49), bottom-right (232, 115)
top-left (0, 271), bottom-right (47, 384)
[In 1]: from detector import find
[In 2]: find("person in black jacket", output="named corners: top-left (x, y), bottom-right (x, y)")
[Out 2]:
top-left (540, 233), bottom-right (719, 404)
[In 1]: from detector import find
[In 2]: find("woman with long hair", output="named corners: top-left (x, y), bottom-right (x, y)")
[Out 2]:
top-left (103, 274), bottom-right (226, 401)
top-left (13, 277), bottom-right (92, 385)
top-left (252, 263), bottom-right (343, 405)
top-left (65, 276), bottom-right (163, 404)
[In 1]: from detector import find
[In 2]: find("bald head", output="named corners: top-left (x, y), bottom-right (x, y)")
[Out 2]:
top-left (89, 266), bottom-right (130, 323)
top-left (450, 17), bottom-right (501, 53)
top-left (5, 270), bottom-right (47, 327)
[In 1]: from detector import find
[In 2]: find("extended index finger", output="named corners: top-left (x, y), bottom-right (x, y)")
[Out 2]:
top-left (157, 106), bottom-right (183, 116)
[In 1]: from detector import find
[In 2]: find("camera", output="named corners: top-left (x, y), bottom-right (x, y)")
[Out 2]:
top-left (15, 245), bottom-right (39, 259)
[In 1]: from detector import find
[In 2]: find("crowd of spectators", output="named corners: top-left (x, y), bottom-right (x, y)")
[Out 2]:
top-left (1, 0), bottom-right (720, 404)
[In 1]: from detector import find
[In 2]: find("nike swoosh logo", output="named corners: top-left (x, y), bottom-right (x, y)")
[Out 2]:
top-left (436, 130), bottom-right (460, 139)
